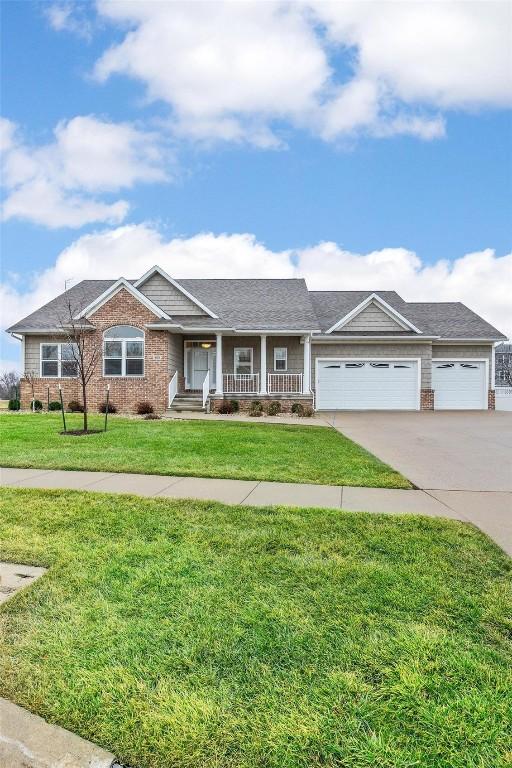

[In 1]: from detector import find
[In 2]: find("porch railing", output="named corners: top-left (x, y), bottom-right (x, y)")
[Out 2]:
top-left (202, 370), bottom-right (210, 409)
top-left (224, 373), bottom-right (260, 394)
top-left (168, 371), bottom-right (178, 407)
top-left (267, 373), bottom-right (303, 394)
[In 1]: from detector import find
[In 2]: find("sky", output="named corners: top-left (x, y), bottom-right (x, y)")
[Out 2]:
top-left (1, 0), bottom-right (511, 371)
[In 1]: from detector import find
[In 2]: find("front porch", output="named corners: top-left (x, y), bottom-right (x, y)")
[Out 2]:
top-left (168, 333), bottom-right (313, 411)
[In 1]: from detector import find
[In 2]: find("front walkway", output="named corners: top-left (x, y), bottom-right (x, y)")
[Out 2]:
top-left (2, 467), bottom-right (510, 555)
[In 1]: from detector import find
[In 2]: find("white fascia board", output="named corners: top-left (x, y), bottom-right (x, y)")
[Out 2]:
top-left (233, 329), bottom-right (321, 335)
top-left (433, 338), bottom-right (500, 344)
top-left (325, 293), bottom-right (422, 334)
top-left (75, 278), bottom-right (170, 320)
top-left (134, 265), bottom-right (218, 319)
top-left (312, 335), bottom-right (438, 343)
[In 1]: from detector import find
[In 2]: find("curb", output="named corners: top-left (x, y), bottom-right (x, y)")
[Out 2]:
top-left (0, 697), bottom-right (117, 768)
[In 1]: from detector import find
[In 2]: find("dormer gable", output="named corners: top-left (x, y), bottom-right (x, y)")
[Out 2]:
top-left (326, 293), bottom-right (421, 334)
top-left (134, 266), bottom-right (217, 318)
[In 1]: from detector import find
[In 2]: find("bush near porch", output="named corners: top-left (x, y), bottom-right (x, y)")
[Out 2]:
top-left (0, 413), bottom-right (410, 488)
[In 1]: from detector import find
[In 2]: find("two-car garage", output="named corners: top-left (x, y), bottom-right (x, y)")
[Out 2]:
top-left (315, 357), bottom-right (489, 411)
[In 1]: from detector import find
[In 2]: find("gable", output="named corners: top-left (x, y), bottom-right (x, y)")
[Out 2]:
top-left (343, 301), bottom-right (406, 332)
top-left (138, 273), bottom-right (207, 316)
top-left (86, 286), bottom-right (163, 322)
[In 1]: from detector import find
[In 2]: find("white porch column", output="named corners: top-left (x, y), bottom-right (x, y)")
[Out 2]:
top-left (260, 334), bottom-right (267, 394)
top-left (302, 335), bottom-right (311, 394)
top-left (215, 333), bottom-right (223, 395)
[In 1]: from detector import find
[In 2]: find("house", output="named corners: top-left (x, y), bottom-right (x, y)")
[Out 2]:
top-left (7, 265), bottom-right (506, 413)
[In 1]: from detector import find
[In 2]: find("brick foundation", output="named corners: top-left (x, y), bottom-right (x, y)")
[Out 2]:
top-left (210, 395), bottom-right (314, 414)
top-left (488, 389), bottom-right (495, 410)
top-left (420, 388), bottom-right (435, 410)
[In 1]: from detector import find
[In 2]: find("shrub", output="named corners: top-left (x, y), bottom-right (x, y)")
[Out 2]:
top-left (291, 402), bottom-right (304, 416)
top-left (229, 399), bottom-right (240, 413)
top-left (8, 398), bottom-right (20, 411)
top-left (266, 401), bottom-right (281, 416)
top-left (99, 401), bottom-right (117, 414)
top-left (48, 401), bottom-right (62, 411)
top-left (136, 401), bottom-right (154, 415)
top-left (301, 406), bottom-right (314, 417)
top-left (32, 399), bottom-right (43, 412)
top-left (144, 413), bottom-right (160, 420)
top-left (68, 400), bottom-right (84, 413)
top-left (249, 400), bottom-right (263, 417)
top-left (217, 399), bottom-right (233, 414)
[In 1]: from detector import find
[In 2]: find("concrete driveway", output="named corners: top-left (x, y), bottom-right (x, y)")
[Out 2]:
top-left (325, 411), bottom-right (512, 492)
top-left (324, 411), bottom-right (512, 555)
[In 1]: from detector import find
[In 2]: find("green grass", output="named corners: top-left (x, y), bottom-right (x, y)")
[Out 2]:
top-left (0, 412), bottom-right (410, 488)
top-left (1, 488), bottom-right (511, 768)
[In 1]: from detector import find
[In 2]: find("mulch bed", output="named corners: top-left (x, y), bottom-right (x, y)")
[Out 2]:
top-left (60, 430), bottom-right (104, 436)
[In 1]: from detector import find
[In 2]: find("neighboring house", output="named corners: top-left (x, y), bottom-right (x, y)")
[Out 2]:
top-left (6, 265), bottom-right (506, 413)
top-left (495, 342), bottom-right (512, 386)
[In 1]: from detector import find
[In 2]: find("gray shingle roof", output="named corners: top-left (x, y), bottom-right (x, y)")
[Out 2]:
top-left (6, 278), bottom-right (506, 340)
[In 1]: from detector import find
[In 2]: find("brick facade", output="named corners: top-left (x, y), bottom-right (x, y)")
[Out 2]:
top-left (20, 288), bottom-right (170, 414)
top-left (488, 389), bottom-right (495, 410)
top-left (420, 388), bottom-right (435, 410)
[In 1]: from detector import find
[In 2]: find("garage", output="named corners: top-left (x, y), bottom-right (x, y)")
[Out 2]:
top-left (316, 359), bottom-right (420, 410)
top-left (432, 360), bottom-right (487, 410)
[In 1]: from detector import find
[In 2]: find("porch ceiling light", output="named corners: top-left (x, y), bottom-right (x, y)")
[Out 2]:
top-left (201, 342), bottom-right (212, 349)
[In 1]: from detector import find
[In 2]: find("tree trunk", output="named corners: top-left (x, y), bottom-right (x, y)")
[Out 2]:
top-left (82, 378), bottom-right (88, 432)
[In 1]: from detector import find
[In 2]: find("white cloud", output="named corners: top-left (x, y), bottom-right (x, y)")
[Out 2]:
top-left (90, 0), bottom-right (511, 145)
top-left (45, 3), bottom-right (93, 40)
top-left (2, 226), bottom-right (510, 365)
top-left (0, 116), bottom-right (168, 228)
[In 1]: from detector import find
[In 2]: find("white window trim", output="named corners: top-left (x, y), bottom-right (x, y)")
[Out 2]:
top-left (40, 342), bottom-right (79, 378)
top-left (274, 347), bottom-right (288, 371)
top-left (234, 347), bottom-right (253, 375)
top-left (103, 328), bottom-right (145, 378)
top-left (314, 357), bottom-right (422, 411)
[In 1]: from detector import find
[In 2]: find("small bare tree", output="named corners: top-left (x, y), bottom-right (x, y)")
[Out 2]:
top-left (24, 371), bottom-right (38, 411)
top-left (58, 296), bottom-right (103, 432)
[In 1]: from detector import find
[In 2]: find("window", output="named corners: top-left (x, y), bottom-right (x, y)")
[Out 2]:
top-left (370, 362), bottom-right (389, 368)
top-left (274, 347), bottom-right (288, 371)
top-left (234, 347), bottom-right (253, 375)
top-left (345, 362), bottom-right (364, 368)
top-left (41, 343), bottom-right (78, 378)
top-left (104, 326), bottom-right (144, 377)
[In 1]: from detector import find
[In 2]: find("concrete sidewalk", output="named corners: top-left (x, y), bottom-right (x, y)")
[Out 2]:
top-left (1, 467), bottom-right (510, 555)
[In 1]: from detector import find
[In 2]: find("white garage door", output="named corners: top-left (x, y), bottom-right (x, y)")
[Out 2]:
top-left (316, 359), bottom-right (419, 410)
top-left (432, 361), bottom-right (487, 410)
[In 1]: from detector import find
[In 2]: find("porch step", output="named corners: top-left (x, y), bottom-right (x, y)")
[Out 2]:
top-left (168, 393), bottom-right (206, 413)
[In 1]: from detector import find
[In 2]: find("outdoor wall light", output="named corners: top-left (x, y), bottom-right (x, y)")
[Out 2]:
top-left (201, 342), bottom-right (212, 349)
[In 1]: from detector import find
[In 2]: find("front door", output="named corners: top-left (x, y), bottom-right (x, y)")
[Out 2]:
top-left (190, 346), bottom-right (216, 389)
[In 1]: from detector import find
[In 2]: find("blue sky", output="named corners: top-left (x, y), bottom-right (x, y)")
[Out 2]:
top-left (1, 1), bottom-right (511, 368)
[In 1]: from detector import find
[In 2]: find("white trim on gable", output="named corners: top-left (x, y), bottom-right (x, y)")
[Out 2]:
top-left (325, 293), bottom-right (422, 335)
top-left (75, 278), bottom-right (171, 320)
top-left (134, 265), bottom-right (218, 319)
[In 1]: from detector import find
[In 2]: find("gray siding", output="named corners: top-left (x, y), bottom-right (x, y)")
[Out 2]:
top-left (24, 334), bottom-right (65, 375)
top-left (311, 342), bottom-right (432, 389)
top-left (220, 335), bottom-right (304, 375)
top-left (139, 274), bottom-right (206, 316)
top-left (266, 336), bottom-right (303, 374)
top-left (343, 303), bottom-right (404, 332)
top-left (432, 344), bottom-right (493, 385)
top-left (168, 334), bottom-right (184, 375)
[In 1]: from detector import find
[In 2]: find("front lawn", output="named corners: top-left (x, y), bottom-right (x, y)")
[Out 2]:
top-left (0, 488), bottom-right (510, 767)
top-left (0, 413), bottom-right (410, 488)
